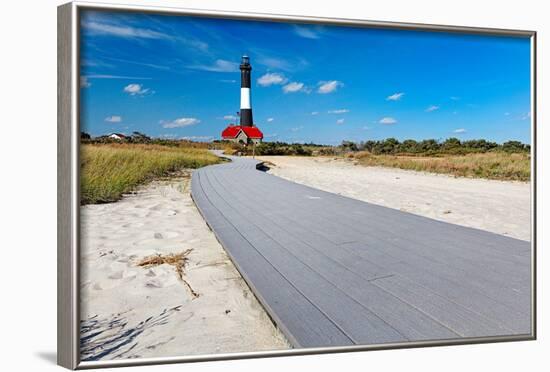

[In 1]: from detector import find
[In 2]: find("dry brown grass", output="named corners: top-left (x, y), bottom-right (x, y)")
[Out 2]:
top-left (81, 143), bottom-right (220, 204)
top-left (136, 250), bottom-right (198, 298)
top-left (352, 151), bottom-right (530, 181)
top-left (223, 147), bottom-right (240, 155)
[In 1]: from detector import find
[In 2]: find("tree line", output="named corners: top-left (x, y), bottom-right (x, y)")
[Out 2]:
top-left (82, 131), bottom-right (530, 156)
top-left (339, 138), bottom-right (530, 155)
top-left (80, 132), bottom-right (211, 149)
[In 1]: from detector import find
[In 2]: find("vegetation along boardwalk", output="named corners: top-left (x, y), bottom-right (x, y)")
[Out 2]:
top-left (191, 152), bottom-right (531, 348)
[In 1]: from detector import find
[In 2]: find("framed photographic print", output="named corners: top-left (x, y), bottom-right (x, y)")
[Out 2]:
top-left (57, 1), bottom-right (536, 369)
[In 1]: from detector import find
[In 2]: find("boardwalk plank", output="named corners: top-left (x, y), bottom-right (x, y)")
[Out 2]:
top-left (191, 172), bottom-right (354, 347)
top-left (208, 170), bottom-right (459, 340)
top-left (233, 172), bottom-right (531, 306)
top-left (201, 170), bottom-right (408, 344)
top-left (215, 170), bottom-right (530, 334)
top-left (190, 153), bottom-right (532, 347)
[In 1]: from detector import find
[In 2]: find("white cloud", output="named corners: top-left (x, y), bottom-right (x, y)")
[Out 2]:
top-left (504, 112), bottom-right (510, 116)
top-left (267, 118), bottom-right (274, 122)
top-left (82, 19), bottom-right (208, 51)
top-left (81, 59), bottom-right (114, 68)
top-left (450, 96), bottom-right (460, 101)
top-left (317, 80), bottom-right (343, 94)
top-left (265, 133), bottom-right (278, 138)
top-left (183, 39), bottom-right (209, 53)
top-left (453, 128), bottom-right (467, 133)
top-left (293, 25), bottom-right (321, 39)
top-left (220, 79), bottom-right (236, 83)
top-left (283, 82), bottom-right (308, 93)
top-left (105, 115), bottom-right (122, 123)
top-left (290, 126), bottom-right (303, 132)
top-left (123, 83), bottom-right (149, 96)
top-left (103, 57), bottom-right (170, 71)
top-left (84, 74), bottom-right (152, 80)
top-left (386, 92), bottom-right (404, 101)
top-left (161, 117), bottom-right (200, 128)
top-left (80, 76), bottom-right (91, 88)
top-left (223, 115), bottom-right (238, 120)
top-left (425, 105), bottom-right (440, 112)
top-left (188, 59), bottom-right (239, 72)
top-left (180, 135), bottom-right (213, 141)
top-left (336, 119), bottom-right (345, 125)
top-left (362, 126), bottom-right (372, 130)
top-left (379, 117), bottom-right (397, 125)
top-left (521, 112), bottom-right (531, 120)
top-left (311, 111), bottom-right (319, 115)
top-left (256, 56), bottom-right (292, 71)
top-left (328, 109), bottom-right (349, 114)
top-left (257, 73), bottom-right (287, 86)
top-left (160, 134), bottom-right (211, 141)
top-left (82, 21), bottom-right (171, 40)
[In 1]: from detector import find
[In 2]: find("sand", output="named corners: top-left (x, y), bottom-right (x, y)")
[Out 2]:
top-left (80, 172), bottom-right (289, 362)
top-left (258, 156), bottom-right (531, 242)
top-left (79, 156), bottom-right (530, 361)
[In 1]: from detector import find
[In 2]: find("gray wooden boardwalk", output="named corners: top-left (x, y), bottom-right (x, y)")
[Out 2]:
top-left (191, 153), bottom-right (531, 348)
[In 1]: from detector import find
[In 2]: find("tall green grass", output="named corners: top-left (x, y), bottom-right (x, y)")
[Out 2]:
top-left (81, 144), bottom-right (220, 204)
top-left (352, 151), bottom-right (530, 181)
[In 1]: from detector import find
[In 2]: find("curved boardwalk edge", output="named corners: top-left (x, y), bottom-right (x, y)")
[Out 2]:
top-left (190, 153), bottom-right (532, 348)
top-left (191, 167), bottom-right (349, 347)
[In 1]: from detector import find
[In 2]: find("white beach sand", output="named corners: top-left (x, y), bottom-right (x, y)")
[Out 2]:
top-left (80, 172), bottom-right (289, 361)
top-left (258, 156), bottom-right (531, 242)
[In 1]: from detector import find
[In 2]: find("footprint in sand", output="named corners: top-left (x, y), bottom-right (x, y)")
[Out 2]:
top-left (109, 270), bottom-right (137, 280)
top-left (116, 255), bottom-right (130, 263)
top-left (144, 268), bottom-right (179, 288)
top-left (152, 232), bottom-right (180, 240)
top-left (81, 280), bottom-right (92, 288)
top-left (124, 222), bottom-right (145, 229)
top-left (145, 279), bottom-right (163, 288)
top-left (108, 271), bottom-right (124, 280)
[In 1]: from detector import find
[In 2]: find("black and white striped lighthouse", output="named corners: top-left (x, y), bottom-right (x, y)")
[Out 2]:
top-left (239, 55), bottom-right (253, 127)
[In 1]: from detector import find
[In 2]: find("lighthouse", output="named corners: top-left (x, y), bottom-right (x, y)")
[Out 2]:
top-left (239, 55), bottom-right (253, 127)
top-left (221, 55), bottom-right (263, 146)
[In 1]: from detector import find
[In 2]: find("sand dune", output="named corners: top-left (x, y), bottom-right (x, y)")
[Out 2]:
top-left (258, 156), bottom-right (531, 242)
top-left (80, 173), bottom-right (289, 361)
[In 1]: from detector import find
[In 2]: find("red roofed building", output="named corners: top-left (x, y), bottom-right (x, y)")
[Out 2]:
top-left (221, 125), bottom-right (263, 145)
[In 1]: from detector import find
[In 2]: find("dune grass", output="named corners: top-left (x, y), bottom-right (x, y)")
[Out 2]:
top-left (81, 143), bottom-right (220, 204)
top-left (351, 151), bottom-right (530, 181)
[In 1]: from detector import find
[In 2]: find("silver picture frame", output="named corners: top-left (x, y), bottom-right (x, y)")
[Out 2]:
top-left (57, 1), bottom-right (537, 369)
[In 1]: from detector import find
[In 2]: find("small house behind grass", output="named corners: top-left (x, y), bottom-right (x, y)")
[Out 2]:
top-left (108, 133), bottom-right (128, 141)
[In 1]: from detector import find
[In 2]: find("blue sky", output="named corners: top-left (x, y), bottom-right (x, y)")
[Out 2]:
top-left (80, 10), bottom-right (532, 144)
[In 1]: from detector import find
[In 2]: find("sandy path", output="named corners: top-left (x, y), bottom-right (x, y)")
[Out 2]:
top-left (258, 156), bottom-right (531, 242)
top-left (80, 172), bottom-right (289, 361)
